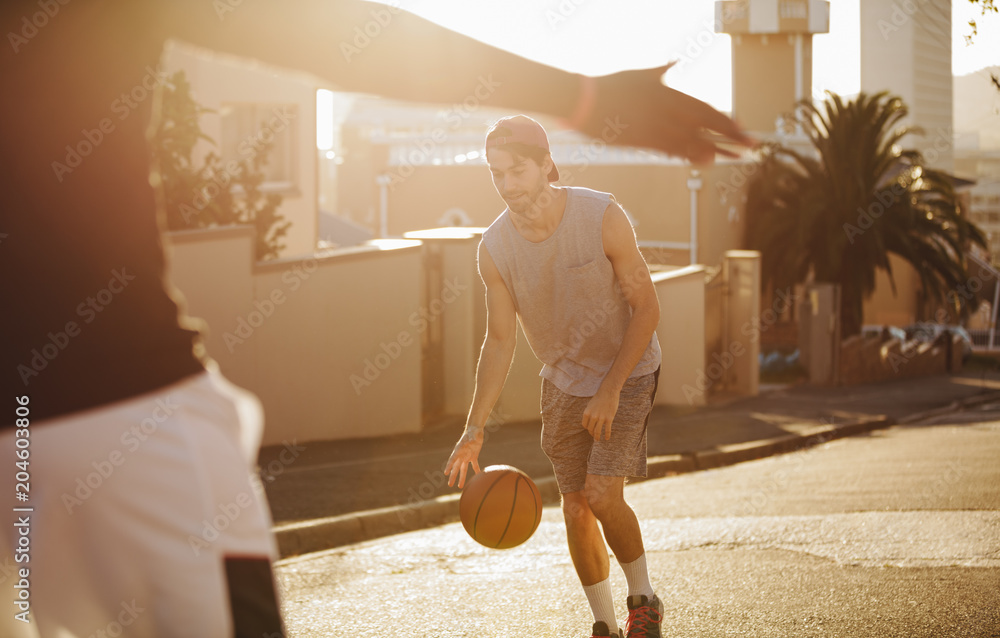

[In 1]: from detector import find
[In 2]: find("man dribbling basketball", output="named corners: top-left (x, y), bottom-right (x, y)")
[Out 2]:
top-left (445, 115), bottom-right (664, 638)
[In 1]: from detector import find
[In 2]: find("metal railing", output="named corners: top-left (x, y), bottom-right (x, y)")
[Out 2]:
top-left (968, 329), bottom-right (1000, 350)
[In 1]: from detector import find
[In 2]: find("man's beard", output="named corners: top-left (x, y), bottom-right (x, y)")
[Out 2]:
top-left (503, 182), bottom-right (548, 217)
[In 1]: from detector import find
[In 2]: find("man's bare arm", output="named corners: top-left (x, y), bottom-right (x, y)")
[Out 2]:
top-left (580, 202), bottom-right (661, 440)
top-left (161, 1), bottom-right (579, 122)
top-left (601, 201), bottom-right (661, 392)
top-left (444, 241), bottom-right (517, 488)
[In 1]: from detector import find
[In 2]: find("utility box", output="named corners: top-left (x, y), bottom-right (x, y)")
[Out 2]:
top-left (724, 251), bottom-right (761, 397)
top-left (799, 282), bottom-right (841, 385)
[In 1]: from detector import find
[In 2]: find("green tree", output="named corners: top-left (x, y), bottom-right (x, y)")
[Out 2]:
top-left (744, 91), bottom-right (987, 338)
top-left (148, 70), bottom-right (290, 260)
top-left (966, 0), bottom-right (999, 90)
top-left (965, 0), bottom-right (997, 41)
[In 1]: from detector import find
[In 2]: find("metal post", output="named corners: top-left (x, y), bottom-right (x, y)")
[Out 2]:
top-left (687, 171), bottom-right (702, 265)
top-left (375, 173), bottom-right (390, 238)
top-left (793, 33), bottom-right (804, 102)
top-left (990, 279), bottom-right (1000, 350)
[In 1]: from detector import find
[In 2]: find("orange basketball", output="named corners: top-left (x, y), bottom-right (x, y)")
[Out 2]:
top-left (459, 465), bottom-right (542, 549)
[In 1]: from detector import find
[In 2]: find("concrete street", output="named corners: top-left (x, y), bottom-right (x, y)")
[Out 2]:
top-left (274, 403), bottom-right (1000, 637)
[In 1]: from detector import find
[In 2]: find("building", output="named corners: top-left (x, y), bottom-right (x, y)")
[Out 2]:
top-left (710, 0), bottom-right (961, 330)
top-left (331, 95), bottom-right (750, 269)
top-left (955, 66), bottom-right (1000, 265)
top-left (861, 0), bottom-right (954, 173)
top-left (715, 0), bottom-right (831, 135)
top-left (162, 41), bottom-right (320, 258)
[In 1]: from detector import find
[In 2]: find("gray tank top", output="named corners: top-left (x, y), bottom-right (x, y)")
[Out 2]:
top-left (482, 186), bottom-right (661, 396)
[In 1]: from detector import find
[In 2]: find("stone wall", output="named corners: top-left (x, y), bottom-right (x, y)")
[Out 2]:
top-left (838, 333), bottom-right (964, 386)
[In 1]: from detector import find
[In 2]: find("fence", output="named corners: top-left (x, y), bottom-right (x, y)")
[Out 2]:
top-left (969, 329), bottom-right (1000, 351)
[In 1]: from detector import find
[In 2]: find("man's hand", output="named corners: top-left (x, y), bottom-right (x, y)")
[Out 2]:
top-left (445, 428), bottom-right (485, 489)
top-left (581, 64), bottom-right (756, 165)
top-left (582, 385), bottom-right (621, 441)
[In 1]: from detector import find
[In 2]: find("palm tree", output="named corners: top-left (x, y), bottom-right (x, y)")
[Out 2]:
top-left (744, 91), bottom-right (987, 338)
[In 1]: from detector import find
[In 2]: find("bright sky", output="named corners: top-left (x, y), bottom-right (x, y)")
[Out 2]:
top-left (386, 0), bottom-right (1000, 113)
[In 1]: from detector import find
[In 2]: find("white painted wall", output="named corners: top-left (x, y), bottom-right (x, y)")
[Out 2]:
top-left (165, 228), bottom-right (424, 445)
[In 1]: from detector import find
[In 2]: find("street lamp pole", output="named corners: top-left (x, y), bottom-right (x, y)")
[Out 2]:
top-left (687, 170), bottom-right (703, 265)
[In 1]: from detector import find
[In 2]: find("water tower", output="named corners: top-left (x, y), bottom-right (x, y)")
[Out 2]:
top-left (715, 0), bottom-right (831, 133)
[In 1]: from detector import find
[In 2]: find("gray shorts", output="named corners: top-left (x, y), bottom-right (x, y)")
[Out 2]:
top-left (540, 368), bottom-right (659, 494)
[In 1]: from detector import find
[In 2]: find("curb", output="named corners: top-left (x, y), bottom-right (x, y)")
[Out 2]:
top-left (274, 413), bottom-right (898, 560)
top-left (897, 389), bottom-right (1000, 425)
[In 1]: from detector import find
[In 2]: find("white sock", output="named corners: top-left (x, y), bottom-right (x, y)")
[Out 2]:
top-left (619, 552), bottom-right (655, 600)
top-left (583, 578), bottom-right (618, 634)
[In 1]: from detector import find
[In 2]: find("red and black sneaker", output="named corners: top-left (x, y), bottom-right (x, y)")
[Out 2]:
top-left (625, 594), bottom-right (663, 638)
top-left (591, 620), bottom-right (623, 638)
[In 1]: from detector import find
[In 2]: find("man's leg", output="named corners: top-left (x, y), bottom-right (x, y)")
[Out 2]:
top-left (542, 372), bottom-right (660, 635)
top-left (581, 370), bottom-right (662, 636)
top-left (581, 475), bottom-right (643, 565)
top-left (568, 475), bottom-right (660, 636)
top-left (562, 489), bottom-right (611, 585)
top-left (562, 489), bottom-right (619, 636)
top-left (543, 378), bottom-right (624, 635)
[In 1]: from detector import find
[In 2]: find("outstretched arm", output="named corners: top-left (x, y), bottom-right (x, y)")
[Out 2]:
top-left (163, 2), bottom-right (752, 162)
top-left (162, 2), bottom-right (578, 123)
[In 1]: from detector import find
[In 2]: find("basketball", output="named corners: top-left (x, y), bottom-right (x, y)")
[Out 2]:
top-left (459, 465), bottom-right (542, 549)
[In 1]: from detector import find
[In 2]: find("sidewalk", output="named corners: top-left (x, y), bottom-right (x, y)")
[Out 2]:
top-left (260, 371), bottom-right (1000, 558)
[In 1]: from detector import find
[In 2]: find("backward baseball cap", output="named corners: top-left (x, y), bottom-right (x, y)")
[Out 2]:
top-left (485, 115), bottom-right (559, 182)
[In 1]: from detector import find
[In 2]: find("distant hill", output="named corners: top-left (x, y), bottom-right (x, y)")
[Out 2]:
top-left (955, 66), bottom-right (1000, 150)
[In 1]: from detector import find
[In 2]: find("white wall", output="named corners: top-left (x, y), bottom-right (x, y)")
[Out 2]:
top-left (653, 266), bottom-right (709, 406)
top-left (165, 228), bottom-right (424, 446)
top-left (164, 227), bottom-right (726, 446)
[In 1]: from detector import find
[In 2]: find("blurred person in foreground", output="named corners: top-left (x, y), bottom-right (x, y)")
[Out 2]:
top-left (0, 1), bottom-right (751, 636)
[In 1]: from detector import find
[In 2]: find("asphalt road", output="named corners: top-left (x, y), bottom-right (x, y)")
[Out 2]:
top-left (273, 407), bottom-right (1000, 637)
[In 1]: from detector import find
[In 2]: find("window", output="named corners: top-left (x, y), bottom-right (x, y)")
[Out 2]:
top-left (219, 103), bottom-right (299, 194)
top-left (779, 0), bottom-right (807, 19)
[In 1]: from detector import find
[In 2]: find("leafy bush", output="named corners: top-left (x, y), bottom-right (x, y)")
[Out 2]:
top-left (149, 70), bottom-right (290, 261)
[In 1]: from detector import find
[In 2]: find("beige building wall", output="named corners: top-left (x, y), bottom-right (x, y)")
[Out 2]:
top-left (165, 228), bottom-right (425, 446)
top-left (730, 34), bottom-right (811, 133)
top-left (722, 251), bottom-right (762, 396)
top-left (860, 0), bottom-right (953, 172)
top-left (166, 226), bottom-right (259, 393)
top-left (385, 165), bottom-right (496, 234)
top-left (253, 243), bottom-right (424, 443)
top-left (493, 327), bottom-right (545, 425)
top-left (654, 266), bottom-right (709, 406)
top-left (403, 229), bottom-right (486, 419)
top-left (464, 265), bottom-right (714, 419)
top-left (715, 0), bottom-right (829, 135)
top-left (162, 42), bottom-right (319, 258)
top-left (164, 221), bottom-right (739, 444)
top-left (862, 254), bottom-right (921, 328)
top-left (383, 162), bottom-right (747, 270)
